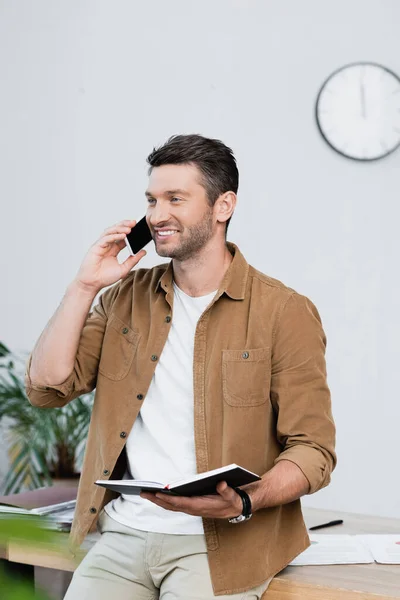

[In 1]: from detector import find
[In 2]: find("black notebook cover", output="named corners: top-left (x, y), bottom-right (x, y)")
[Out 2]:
top-left (170, 467), bottom-right (259, 496)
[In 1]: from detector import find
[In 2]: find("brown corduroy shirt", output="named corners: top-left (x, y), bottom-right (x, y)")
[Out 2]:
top-left (25, 243), bottom-right (336, 595)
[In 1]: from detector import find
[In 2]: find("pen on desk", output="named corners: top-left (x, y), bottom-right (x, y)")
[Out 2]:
top-left (309, 519), bottom-right (344, 531)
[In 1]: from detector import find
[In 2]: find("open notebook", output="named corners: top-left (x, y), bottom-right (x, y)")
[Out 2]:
top-left (95, 464), bottom-right (261, 496)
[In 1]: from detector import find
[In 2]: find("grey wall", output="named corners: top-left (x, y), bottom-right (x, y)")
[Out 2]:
top-left (1, 1), bottom-right (399, 516)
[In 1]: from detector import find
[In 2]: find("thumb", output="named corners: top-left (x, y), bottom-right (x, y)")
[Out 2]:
top-left (217, 482), bottom-right (242, 513)
top-left (216, 481), bottom-right (234, 500)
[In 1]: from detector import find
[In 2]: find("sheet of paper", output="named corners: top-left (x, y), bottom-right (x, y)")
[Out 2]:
top-left (358, 535), bottom-right (400, 564)
top-left (289, 535), bottom-right (374, 566)
top-left (49, 507), bottom-right (75, 523)
top-left (0, 505), bottom-right (32, 515)
top-left (31, 499), bottom-right (76, 516)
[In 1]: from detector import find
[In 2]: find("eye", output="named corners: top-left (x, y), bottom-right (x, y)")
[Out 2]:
top-left (147, 197), bottom-right (156, 205)
top-left (170, 197), bottom-right (181, 203)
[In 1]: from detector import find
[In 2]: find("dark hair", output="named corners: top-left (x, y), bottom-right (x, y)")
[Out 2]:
top-left (146, 134), bottom-right (238, 230)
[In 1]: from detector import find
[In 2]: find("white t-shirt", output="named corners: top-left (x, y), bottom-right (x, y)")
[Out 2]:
top-left (105, 282), bottom-right (217, 534)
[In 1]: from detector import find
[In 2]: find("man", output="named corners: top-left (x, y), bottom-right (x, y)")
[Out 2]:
top-left (26, 134), bottom-right (336, 599)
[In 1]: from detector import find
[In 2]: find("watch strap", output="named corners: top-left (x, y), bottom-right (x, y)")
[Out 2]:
top-left (234, 488), bottom-right (252, 517)
top-left (228, 488), bottom-right (253, 523)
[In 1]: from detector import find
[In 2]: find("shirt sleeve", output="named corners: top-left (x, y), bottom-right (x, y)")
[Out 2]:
top-left (271, 292), bottom-right (336, 494)
top-left (25, 284), bottom-right (117, 408)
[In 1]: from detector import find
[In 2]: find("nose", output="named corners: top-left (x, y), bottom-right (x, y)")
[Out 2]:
top-left (148, 201), bottom-right (171, 226)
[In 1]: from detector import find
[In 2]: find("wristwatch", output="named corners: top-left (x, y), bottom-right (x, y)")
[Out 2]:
top-left (228, 488), bottom-right (252, 524)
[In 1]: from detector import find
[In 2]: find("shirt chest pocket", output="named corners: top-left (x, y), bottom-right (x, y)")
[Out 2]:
top-left (98, 315), bottom-right (140, 381)
top-left (222, 347), bottom-right (271, 407)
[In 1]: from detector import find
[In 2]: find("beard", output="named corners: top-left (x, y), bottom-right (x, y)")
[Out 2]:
top-left (154, 209), bottom-right (214, 261)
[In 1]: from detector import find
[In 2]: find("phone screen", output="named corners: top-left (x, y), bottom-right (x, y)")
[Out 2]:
top-left (125, 217), bottom-right (153, 255)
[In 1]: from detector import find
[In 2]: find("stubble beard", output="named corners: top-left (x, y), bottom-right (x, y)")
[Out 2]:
top-left (155, 209), bottom-right (214, 262)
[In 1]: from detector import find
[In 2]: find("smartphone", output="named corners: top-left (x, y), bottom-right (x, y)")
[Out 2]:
top-left (125, 217), bottom-right (153, 255)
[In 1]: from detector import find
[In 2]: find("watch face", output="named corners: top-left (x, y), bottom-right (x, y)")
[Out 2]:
top-left (316, 62), bottom-right (400, 161)
top-left (229, 513), bottom-right (252, 524)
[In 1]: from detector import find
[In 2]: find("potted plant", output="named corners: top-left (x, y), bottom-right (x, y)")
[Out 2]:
top-left (0, 342), bottom-right (93, 494)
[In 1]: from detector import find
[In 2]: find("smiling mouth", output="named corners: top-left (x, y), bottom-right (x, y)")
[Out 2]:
top-left (155, 230), bottom-right (178, 239)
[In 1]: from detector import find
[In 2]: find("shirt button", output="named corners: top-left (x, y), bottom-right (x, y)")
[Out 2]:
top-left (137, 394), bottom-right (144, 400)
top-left (89, 507), bottom-right (97, 514)
top-left (151, 355), bottom-right (158, 362)
top-left (165, 316), bottom-right (171, 323)
top-left (120, 431), bottom-right (127, 438)
top-left (122, 327), bottom-right (129, 334)
top-left (103, 469), bottom-right (110, 476)
top-left (242, 351), bottom-right (249, 359)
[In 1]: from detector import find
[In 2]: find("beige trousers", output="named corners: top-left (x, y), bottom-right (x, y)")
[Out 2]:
top-left (64, 511), bottom-right (271, 600)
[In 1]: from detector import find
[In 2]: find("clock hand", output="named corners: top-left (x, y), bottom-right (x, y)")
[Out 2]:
top-left (360, 82), bottom-right (366, 119)
top-left (360, 71), bottom-right (366, 119)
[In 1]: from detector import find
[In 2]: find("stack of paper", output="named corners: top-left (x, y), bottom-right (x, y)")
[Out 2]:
top-left (0, 487), bottom-right (77, 531)
top-left (290, 534), bottom-right (400, 566)
top-left (0, 505), bottom-right (33, 516)
top-left (0, 499), bottom-right (76, 531)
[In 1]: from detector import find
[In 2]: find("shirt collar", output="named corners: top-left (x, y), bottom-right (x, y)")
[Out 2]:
top-left (156, 242), bottom-right (249, 301)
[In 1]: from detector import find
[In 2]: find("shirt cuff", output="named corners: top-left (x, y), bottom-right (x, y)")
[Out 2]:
top-left (274, 444), bottom-right (331, 494)
top-left (25, 354), bottom-right (75, 402)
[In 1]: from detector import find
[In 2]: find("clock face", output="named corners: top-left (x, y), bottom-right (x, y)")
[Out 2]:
top-left (316, 62), bottom-right (400, 161)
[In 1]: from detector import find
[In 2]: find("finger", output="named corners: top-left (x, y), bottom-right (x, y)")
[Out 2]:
top-left (114, 219), bottom-right (137, 231)
top-left (155, 494), bottom-right (223, 515)
top-left (216, 481), bottom-right (230, 496)
top-left (216, 482), bottom-right (239, 504)
top-left (154, 494), bottom-right (203, 515)
top-left (217, 484), bottom-right (244, 516)
top-left (113, 239), bottom-right (128, 253)
top-left (141, 493), bottom-right (181, 512)
top-left (119, 250), bottom-right (146, 278)
top-left (108, 238), bottom-right (128, 258)
top-left (102, 225), bottom-right (132, 237)
top-left (155, 493), bottom-right (183, 505)
top-left (96, 233), bottom-right (127, 249)
top-left (119, 219), bottom-right (137, 226)
top-left (102, 218), bottom-right (137, 234)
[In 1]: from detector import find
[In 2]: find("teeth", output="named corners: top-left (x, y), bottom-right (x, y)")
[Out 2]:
top-left (158, 230), bottom-right (176, 237)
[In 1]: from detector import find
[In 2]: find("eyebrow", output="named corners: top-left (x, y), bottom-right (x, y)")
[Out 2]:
top-left (145, 189), bottom-right (191, 198)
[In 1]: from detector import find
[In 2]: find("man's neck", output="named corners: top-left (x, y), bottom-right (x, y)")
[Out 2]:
top-left (172, 241), bottom-right (233, 298)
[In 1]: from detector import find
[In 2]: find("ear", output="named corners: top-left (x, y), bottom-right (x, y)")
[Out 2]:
top-left (215, 192), bottom-right (237, 225)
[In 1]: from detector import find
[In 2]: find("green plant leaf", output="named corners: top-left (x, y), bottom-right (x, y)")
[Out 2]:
top-left (0, 342), bottom-right (94, 493)
top-left (0, 515), bottom-right (57, 545)
top-left (0, 517), bottom-right (64, 600)
top-left (0, 341), bottom-right (10, 357)
top-left (3, 435), bottom-right (48, 493)
top-left (0, 563), bottom-right (51, 600)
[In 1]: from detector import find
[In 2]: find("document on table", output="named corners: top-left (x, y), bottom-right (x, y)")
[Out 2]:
top-left (358, 535), bottom-right (400, 564)
top-left (290, 534), bottom-right (400, 565)
top-left (289, 535), bottom-right (374, 565)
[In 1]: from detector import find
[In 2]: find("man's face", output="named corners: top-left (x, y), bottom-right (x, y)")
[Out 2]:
top-left (145, 164), bottom-right (215, 261)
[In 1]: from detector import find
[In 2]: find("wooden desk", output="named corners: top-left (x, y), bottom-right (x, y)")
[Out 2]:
top-left (5, 507), bottom-right (400, 599)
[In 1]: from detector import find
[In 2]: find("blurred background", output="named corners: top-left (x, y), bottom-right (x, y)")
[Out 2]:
top-left (0, 0), bottom-right (399, 519)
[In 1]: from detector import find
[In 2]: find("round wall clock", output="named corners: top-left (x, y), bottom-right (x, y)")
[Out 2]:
top-left (316, 62), bottom-right (400, 161)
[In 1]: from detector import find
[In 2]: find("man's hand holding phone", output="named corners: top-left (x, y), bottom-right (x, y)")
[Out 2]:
top-left (75, 220), bottom-right (147, 295)
top-left (29, 219), bottom-right (150, 387)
